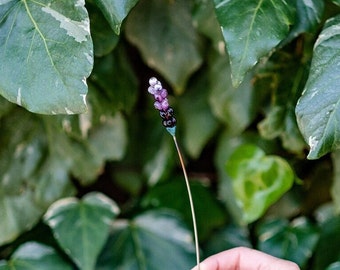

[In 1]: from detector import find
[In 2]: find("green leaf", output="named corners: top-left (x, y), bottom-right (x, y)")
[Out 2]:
top-left (192, 0), bottom-right (224, 49)
top-left (214, 0), bottom-right (295, 87)
top-left (125, 0), bottom-right (203, 93)
top-left (142, 180), bottom-right (227, 240)
top-left (208, 52), bottom-right (257, 134)
top-left (257, 217), bottom-right (319, 267)
top-left (87, 3), bottom-right (119, 57)
top-left (226, 144), bottom-right (295, 223)
top-left (96, 210), bottom-right (196, 270)
top-left (332, 150), bottom-right (340, 213)
top-left (93, 0), bottom-right (138, 35)
top-left (296, 15), bottom-right (340, 159)
top-left (215, 130), bottom-right (279, 224)
top-left (0, 242), bottom-right (73, 270)
top-left (258, 105), bottom-right (306, 154)
top-left (44, 192), bottom-right (120, 270)
top-left (0, 0), bottom-right (93, 114)
top-left (177, 72), bottom-right (219, 158)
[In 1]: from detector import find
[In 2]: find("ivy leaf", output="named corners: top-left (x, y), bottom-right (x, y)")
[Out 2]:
top-left (0, 242), bottom-right (73, 270)
top-left (125, 0), bottom-right (203, 93)
top-left (96, 210), bottom-right (196, 270)
top-left (214, 0), bottom-right (295, 87)
top-left (256, 217), bottom-right (319, 268)
top-left (296, 15), bottom-right (340, 159)
top-left (44, 192), bottom-right (120, 270)
top-left (0, 0), bottom-right (93, 114)
top-left (226, 144), bottom-right (295, 224)
top-left (93, 0), bottom-right (138, 35)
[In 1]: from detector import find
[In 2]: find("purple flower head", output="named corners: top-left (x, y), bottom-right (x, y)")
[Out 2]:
top-left (148, 77), bottom-right (176, 136)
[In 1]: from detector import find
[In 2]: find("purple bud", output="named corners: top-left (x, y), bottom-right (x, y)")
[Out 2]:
top-left (154, 89), bottom-right (167, 102)
top-left (154, 101), bottom-right (163, 110)
top-left (160, 99), bottom-right (169, 110)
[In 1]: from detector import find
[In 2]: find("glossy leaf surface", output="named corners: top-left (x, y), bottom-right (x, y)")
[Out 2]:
top-left (44, 192), bottom-right (120, 270)
top-left (214, 0), bottom-right (294, 87)
top-left (296, 15), bottom-right (340, 159)
top-left (96, 211), bottom-right (196, 270)
top-left (0, 0), bottom-right (93, 114)
top-left (257, 217), bottom-right (319, 267)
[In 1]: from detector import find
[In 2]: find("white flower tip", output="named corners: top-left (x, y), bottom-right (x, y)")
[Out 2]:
top-left (149, 77), bottom-right (158, 86)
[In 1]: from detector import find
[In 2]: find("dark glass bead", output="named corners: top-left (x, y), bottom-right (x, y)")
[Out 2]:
top-left (159, 111), bottom-right (167, 119)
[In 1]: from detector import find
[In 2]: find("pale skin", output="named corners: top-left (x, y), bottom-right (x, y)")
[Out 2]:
top-left (191, 247), bottom-right (300, 270)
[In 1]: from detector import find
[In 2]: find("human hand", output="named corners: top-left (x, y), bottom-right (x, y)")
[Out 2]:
top-left (191, 247), bottom-right (300, 270)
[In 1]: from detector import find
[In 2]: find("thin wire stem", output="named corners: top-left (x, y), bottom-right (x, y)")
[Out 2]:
top-left (172, 135), bottom-right (200, 270)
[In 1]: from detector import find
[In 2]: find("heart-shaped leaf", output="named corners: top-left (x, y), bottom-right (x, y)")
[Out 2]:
top-left (0, 0), bottom-right (93, 114)
top-left (296, 15), bottom-right (340, 159)
top-left (214, 0), bottom-right (295, 87)
top-left (125, 0), bottom-right (203, 93)
top-left (226, 144), bottom-right (295, 223)
top-left (96, 210), bottom-right (196, 270)
top-left (0, 242), bottom-right (73, 270)
top-left (44, 192), bottom-right (120, 270)
top-left (256, 217), bottom-right (319, 268)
